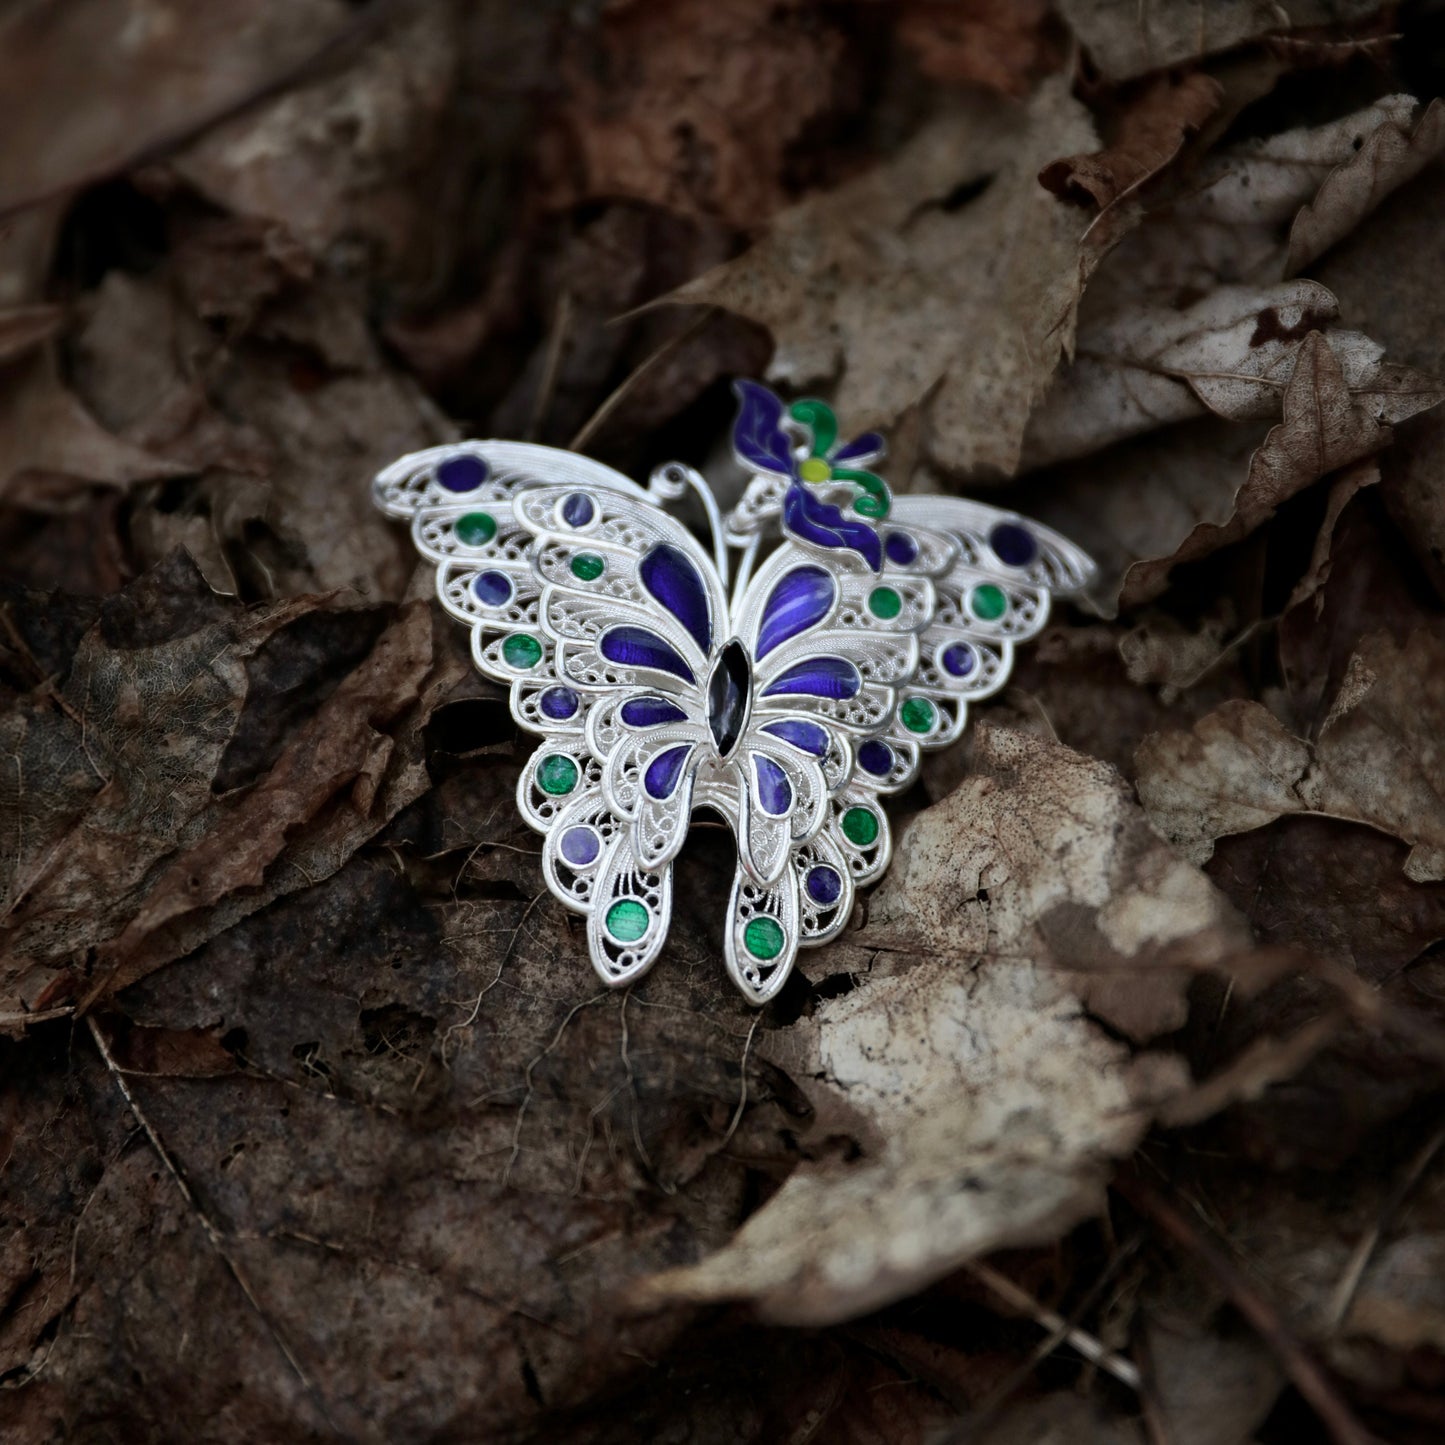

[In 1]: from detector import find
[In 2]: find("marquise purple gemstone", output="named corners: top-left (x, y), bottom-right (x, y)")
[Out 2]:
top-left (756, 565), bottom-right (835, 659)
top-left (640, 543), bottom-right (712, 654)
top-left (762, 656), bottom-right (860, 700)
top-left (601, 627), bottom-right (696, 683)
top-left (621, 696), bottom-right (689, 728)
top-left (753, 755), bottom-right (793, 816)
top-left (644, 744), bottom-right (692, 800)
top-left (706, 640), bottom-right (750, 758)
top-left (761, 719), bottom-right (829, 756)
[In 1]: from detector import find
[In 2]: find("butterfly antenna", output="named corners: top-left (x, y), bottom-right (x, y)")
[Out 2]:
top-left (649, 462), bottom-right (729, 587)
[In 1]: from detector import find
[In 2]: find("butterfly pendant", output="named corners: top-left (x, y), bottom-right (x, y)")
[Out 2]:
top-left (373, 381), bottom-right (1096, 1004)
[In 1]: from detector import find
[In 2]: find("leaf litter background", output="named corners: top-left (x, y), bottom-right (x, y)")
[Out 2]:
top-left (6, 2), bottom-right (1445, 1441)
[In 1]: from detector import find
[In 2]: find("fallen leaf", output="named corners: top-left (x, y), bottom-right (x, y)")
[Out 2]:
top-left (0, 304), bottom-right (63, 363)
top-left (1023, 279), bottom-right (1442, 469)
top-left (1137, 627), bottom-right (1445, 881)
top-left (545, 0), bottom-right (845, 226)
top-left (896, 0), bottom-right (1060, 97)
top-left (631, 727), bottom-right (1250, 1325)
top-left (1056, 0), bottom-right (1385, 82)
top-left (670, 76), bottom-right (1099, 475)
top-left (1039, 72), bottom-right (1223, 210)
top-left (0, 351), bottom-right (188, 506)
top-left (0, 0), bottom-right (357, 214)
top-left (1286, 96), bottom-right (1445, 274)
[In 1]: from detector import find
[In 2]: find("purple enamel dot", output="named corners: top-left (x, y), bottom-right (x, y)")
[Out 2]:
top-left (562, 492), bottom-right (595, 528)
top-left (806, 865), bottom-right (842, 906)
top-left (857, 740), bottom-right (893, 776)
top-left (560, 826), bottom-right (600, 867)
top-left (539, 686), bottom-right (579, 720)
top-left (989, 521), bottom-right (1037, 567)
top-left (472, 570), bottom-right (513, 606)
top-left (436, 455), bottom-right (488, 493)
top-left (885, 531), bottom-right (918, 566)
top-left (941, 642), bottom-right (976, 678)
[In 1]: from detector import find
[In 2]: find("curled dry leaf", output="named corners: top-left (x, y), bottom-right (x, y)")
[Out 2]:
top-left (1039, 71), bottom-right (1223, 211)
top-left (670, 76), bottom-right (1098, 475)
top-left (1287, 96), bottom-right (1445, 274)
top-left (1023, 279), bottom-right (1443, 469)
top-left (632, 728), bottom-right (1250, 1326)
top-left (1040, 331), bottom-right (1401, 612)
top-left (0, 304), bottom-right (63, 364)
top-left (1137, 627), bottom-right (1445, 882)
top-left (1087, 96), bottom-right (1427, 315)
top-left (1056, 0), bottom-right (1385, 82)
top-left (547, 0), bottom-right (844, 226)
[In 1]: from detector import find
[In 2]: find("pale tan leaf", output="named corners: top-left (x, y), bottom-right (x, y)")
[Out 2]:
top-left (1138, 629), bottom-right (1445, 880)
top-left (1287, 97), bottom-right (1445, 274)
top-left (631, 728), bottom-right (1250, 1326)
top-left (670, 76), bottom-right (1098, 476)
top-left (1024, 280), bottom-right (1443, 469)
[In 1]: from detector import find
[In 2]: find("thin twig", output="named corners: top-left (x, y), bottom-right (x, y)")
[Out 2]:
top-left (86, 1017), bottom-right (336, 1431)
top-left (1116, 1176), bottom-right (1379, 1445)
top-left (568, 307), bottom-right (717, 451)
top-left (963, 1259), bottom-right (1142, 1392)
top-left (719, 1010), bottom-right (763, 1150)
top-left (1327, 1122), bottom-right (1445, 1330)
top-left (526, 290), bottom-right (573, 440)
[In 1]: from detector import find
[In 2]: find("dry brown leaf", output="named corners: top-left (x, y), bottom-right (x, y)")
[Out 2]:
top-left (1138, 628), bottom-right (1445, 881)
top-left (1039, 72), bottom-right (1223, 210)
top-left (0, 304), bottom-right (63, 363)
top-left (0, 0), bottom-right (354, 214)
top-left (547, 0), bottom-right (844, 226)
top-left (896, 0), bottom-right (1059, 96)
top-left (632, 728), bottom-right (1250, 1325)
top-left (670, 76), bottom-right (1098, 476)
top-left (169, 4), bottom-right (460, 269)
top-left (1287, 96), bottom-right (1445, 274)
top-left (1057, 0), bottom-right (1384, 81)
top-left (1086, 96), bottom-right (1427, 316)
top-left (1023, 280), bottom-right (1443, 469)
top-left (0, 351), bottom-right (188, 506)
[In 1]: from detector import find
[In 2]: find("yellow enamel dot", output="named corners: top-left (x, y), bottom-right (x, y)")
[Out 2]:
top-left (799, 457), bottom-right (832, 483)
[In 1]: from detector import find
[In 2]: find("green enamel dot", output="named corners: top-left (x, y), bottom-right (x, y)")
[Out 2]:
top-left (868, 586), bottom-right (902, 619)
top-left (971, 583), bottom-right (1008, 621)
top-left (502, 633), bottom-right (542, 669)
top-left (841, 806), bottom-right (880, 848)
top-left (900, 696), bottom-right (936, 734)
top-left (537, 755), bottom-right (578, 796)
top-left (570, 552), bottom-right (605, 581)
top-left (799, 457), bottom-right (832, 483)
top-left (454, 511), bottom-right (496, 546)
top-left (743, 916), bottom-right (785, 960)
top-left (606, 899), bottom-right (649, 943)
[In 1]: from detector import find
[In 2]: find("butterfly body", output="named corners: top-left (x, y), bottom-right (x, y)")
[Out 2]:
top-left (374, 384), bottom-right (1095, 1003)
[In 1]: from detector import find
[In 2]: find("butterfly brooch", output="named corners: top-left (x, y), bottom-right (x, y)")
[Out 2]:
top-left (373, 381), bottom-right (1096, 1004)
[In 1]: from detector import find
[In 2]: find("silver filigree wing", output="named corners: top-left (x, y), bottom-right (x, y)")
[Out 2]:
top-left (713, 493), bottom-right (1096, 1003)
top-left (373, 441), bottom-right (724, 987)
